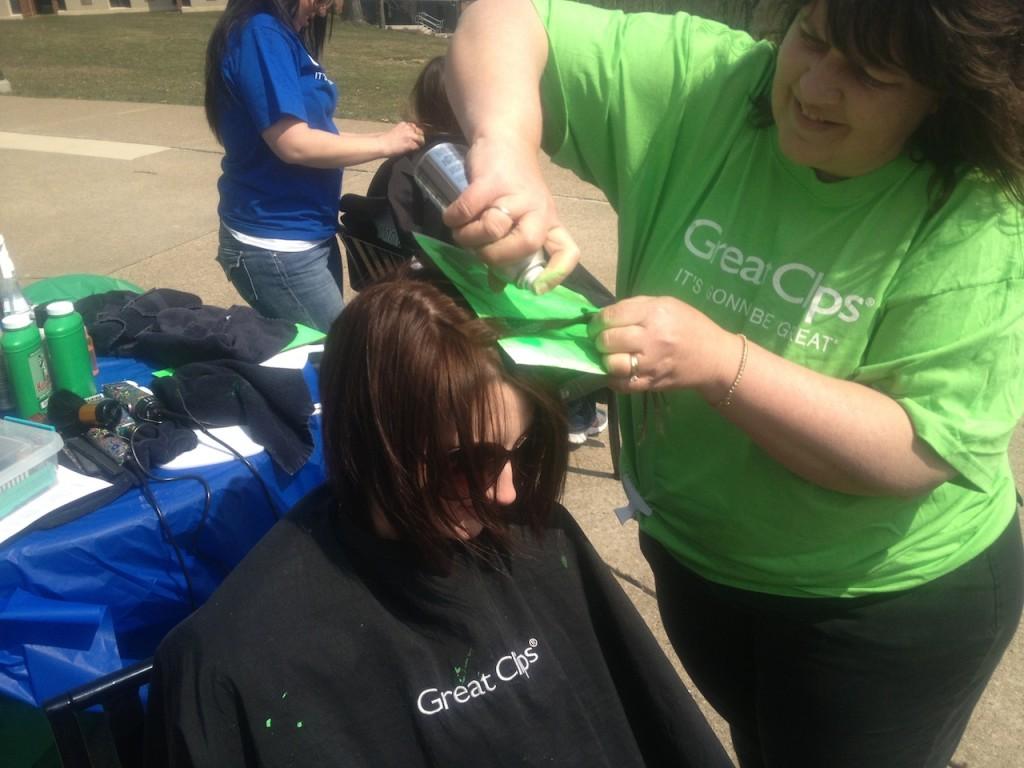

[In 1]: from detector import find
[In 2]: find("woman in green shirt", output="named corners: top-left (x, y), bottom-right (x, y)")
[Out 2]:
top-left (445, 0), bottom-right (1024, 765)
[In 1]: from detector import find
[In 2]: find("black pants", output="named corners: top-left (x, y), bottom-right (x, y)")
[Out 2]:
top-left (640, 513), bottom-right (1024, 768)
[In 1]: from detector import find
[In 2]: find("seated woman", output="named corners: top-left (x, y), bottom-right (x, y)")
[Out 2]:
top-left (144, 271), bottom-right (729, 767)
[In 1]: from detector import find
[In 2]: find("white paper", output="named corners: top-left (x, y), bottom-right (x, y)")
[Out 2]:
top-left (158, 425), bottom-right (265, 470)
top-left (260, 343), bottom-right (321, 370)
top-left (0, 466), bottom-right (111, 545)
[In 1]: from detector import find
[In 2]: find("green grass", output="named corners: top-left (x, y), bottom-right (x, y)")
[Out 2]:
top-left (0, 12), bottom-right (449, 121)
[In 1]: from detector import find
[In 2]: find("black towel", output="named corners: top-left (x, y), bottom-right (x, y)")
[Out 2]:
top-left (134, 304), bottom-right (296, 368)
top-left (77, 289), bottom-right (202, 357)
top-left (130, 421), bottom-right (200, 472)
top-left (150, 360), bottom-right (314, 475)
top-left (76, 289), bottom-right (296, 366)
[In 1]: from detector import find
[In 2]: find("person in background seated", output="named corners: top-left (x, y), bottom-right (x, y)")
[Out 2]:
top-left (368, 55), bottom-right (610, 447)
top-left (144, 270), bottom-right (731, 768)
top-left (205, 0), bottom-right (423, 332)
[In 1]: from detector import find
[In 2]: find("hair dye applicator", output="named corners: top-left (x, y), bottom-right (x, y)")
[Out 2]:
top-left (48, 389), bottom-right (125, 436)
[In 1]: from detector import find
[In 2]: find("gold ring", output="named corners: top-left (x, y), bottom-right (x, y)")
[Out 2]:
top-left (629, 353), bottom-right (640, 379)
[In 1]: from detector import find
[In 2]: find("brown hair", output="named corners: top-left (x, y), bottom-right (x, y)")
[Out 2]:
top-left (319, 271), bottom-right (568, 570)
top-left (407, 55), bottom-right (462, 137)
top-left (755, 0), bottom-right (1024, 207)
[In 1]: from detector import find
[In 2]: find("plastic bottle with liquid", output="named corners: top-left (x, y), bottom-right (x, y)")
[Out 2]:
top-left (0, 235), bottom-right (33, 320)
top-left (44, 300), bottom-right (96, 399)
top-left (1, 312), bottom-right (52, 419)
top-left (412, 142), bottom-right (548, 292)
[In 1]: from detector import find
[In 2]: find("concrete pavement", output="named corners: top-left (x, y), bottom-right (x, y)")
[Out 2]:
top-left (1, 95), bottom-right (1021, 766)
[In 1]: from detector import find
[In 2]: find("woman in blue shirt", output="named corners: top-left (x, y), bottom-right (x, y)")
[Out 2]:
top-left (205, 0), bottom-right (423, 331)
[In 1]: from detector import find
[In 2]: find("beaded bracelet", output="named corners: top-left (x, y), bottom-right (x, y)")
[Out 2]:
top-left (716, 333), bottom-right (748, 408)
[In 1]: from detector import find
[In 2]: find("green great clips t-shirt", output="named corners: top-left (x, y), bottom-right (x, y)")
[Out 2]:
top-left (534, 0), bottom-right (1024, 596)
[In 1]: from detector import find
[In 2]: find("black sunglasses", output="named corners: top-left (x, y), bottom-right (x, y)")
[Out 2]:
top-left (439, 433), bottom-right (530, 500)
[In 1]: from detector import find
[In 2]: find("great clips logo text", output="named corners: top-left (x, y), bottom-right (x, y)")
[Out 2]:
top-left (416, 639), bottom-right (540, 716)
top-left (684, 219), bottom-right (875, 324)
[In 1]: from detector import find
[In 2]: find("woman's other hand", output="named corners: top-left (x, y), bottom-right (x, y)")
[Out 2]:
top-left (591, 296), bottom-right (736, 400)
top-left (442, 135), bottom-right (581, 293)
top-left (379, 121), bottom-right (425, 156)
top-left (593, 296), bottom-right (956, 495)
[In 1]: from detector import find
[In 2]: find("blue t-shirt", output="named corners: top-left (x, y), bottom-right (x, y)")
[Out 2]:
top-left (218, 14), bottom-right (341, 240)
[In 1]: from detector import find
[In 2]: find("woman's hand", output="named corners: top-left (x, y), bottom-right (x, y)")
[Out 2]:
top-left (378, 121), bottom-right (425, 157)
top-left (590, 296), bottom-right (738, 401)
top-left (593, 296), bottom-right (956, 496)
top-left (442, 135), bottom-right (581, 293)
top-left (263, 118), bottom-right (423, 168)
top-left (444, 0), bottom-right (567, 291)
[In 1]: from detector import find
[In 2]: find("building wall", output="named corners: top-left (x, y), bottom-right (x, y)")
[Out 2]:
top-left (1, 0), bottom-right (226, 19)
top-left (1, 0), bottom-right (24, 18)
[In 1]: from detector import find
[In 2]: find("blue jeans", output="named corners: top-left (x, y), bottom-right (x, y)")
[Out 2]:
top-left (216, 224), bottom-right (344, 333)
top-left (567, 396), bottom-right (598, 432)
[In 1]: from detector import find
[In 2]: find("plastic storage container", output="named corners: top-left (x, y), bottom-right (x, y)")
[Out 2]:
top-left (0, 419), bottom-right (64, 520)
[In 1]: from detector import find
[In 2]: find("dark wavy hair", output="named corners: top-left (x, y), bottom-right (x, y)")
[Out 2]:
top-left (320, 271), bottom-right (568, 571)
top-left (204, 0), bottom-right (335, 144)
top-left (407, 55), bottom-right (461, 137)
top-left (755, 0), bottom-right (1024, 208)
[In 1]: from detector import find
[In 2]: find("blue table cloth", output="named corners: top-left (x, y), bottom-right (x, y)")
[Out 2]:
top-left (0, 356), bottom-right (326, 707)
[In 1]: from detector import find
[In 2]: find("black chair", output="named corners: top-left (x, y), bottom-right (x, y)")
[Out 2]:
top-left (42, 659), bottom-right (153, 768)
top-left (338, 194), bottom-right (416, 292)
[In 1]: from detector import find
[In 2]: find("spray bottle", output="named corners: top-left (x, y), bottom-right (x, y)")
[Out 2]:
top-left (412, 142), bottom-right (548, 292)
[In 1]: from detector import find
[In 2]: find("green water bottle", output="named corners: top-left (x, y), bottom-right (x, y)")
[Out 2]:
top-left (1, 312), bottom-right (52, 419)
top-left (44, 300), bottom-right (96, 399)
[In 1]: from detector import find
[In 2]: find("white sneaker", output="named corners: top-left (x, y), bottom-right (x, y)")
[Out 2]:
top-left (568, 409), bottom-right (608, 445)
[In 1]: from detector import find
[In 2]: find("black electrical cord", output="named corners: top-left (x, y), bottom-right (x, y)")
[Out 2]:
top-left (114, 376), bottom-right (285, 611)
top-left (128, 423), bottom-right (213, 554)
top-left (120, 421), bottom-right (208, 611)
top-left (161, 387), bottom-right (282, 520)
top-left (82, 375), bottom-right (282, 613)
top-left (127, 464), bottom-right (198, 611)
top-left (72, 407), bottom-right (200, 611)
